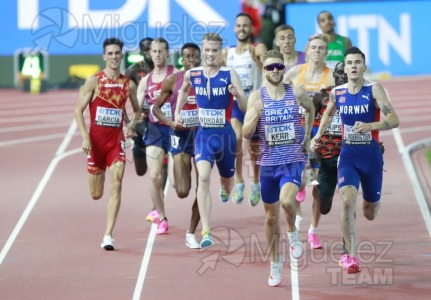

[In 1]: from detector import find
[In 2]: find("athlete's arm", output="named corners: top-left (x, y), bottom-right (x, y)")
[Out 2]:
top-left (354, 83), bottom-right (400, 134)
top-left (126, 81), bottom-right (141, 137)
top-left (175, 70), bottom-right (192, 124)
top-left (312, 88), bottom-right (326, 118)
top-left (152, 73), bottom-right (175, 127)
top-left (283, 65), bottom-right (299, 85)
top-left (74, 75), bottom-right (97, 154)
top-left (311, 89), bottom-right (337, 151)
top-left (242, 90), bottom-right (262, 139)
top-left (247, 43), bottom-right (267, 70)
top-left (136, 73), bottom-right (149, 110)
top-left (295, 86), bottom-right (315, 152)
top-left (229, 68), bottom-right (247, 112)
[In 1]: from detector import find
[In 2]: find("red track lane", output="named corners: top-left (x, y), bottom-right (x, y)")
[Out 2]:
top-left (0, 78), bottom-right (430, 300)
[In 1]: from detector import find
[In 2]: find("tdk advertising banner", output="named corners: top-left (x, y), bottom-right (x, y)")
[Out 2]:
top-left (2, 0), bottom-right (238, 55)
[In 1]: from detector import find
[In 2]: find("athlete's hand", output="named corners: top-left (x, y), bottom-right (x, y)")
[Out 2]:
top-left (174, 111), bottom-right (184, 126)
top-left (254, 99), bottom-right (264, 116)
top-left (82, 136), bottom-right (91, 155)
top-left (169, 120), bottom-right (185, 131)
top-left (125, 124), bottom-right (136, 138)
top-left (353, 121), bottom-right (371, 134)
top-left (310, 135), bottom-right (321, 152)
top-left (228, 84), bottom-right (238, 96)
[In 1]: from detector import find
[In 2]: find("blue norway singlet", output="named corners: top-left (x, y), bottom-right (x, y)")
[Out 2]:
top-left (189, 66), bottom-right (234, 130)
top-left (334, 80), bottom-right (380, 148)
top-left (334, 80), bottom-right (383, 202)
top-left (257, 84), bottom-right (306, 166)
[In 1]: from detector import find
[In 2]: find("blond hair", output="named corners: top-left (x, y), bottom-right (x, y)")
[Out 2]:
top-left (263, 50), bottom-right (283, 63)
top-left (202, 33), bottom-right (223, 43)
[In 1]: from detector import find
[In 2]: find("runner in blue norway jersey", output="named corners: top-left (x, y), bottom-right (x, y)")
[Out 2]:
top-left (175, 33), bottom-right (247, 249)
top-left (311, 46), bottom-right (399, 274)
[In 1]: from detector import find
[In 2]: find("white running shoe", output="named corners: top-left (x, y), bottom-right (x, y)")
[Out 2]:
top-left (185, 230), bottom-right (200, 249)
top-left (268, 254), bottom-right (283, 287)
top-left (289, 230), bottom-right (303, 259)
top-left (101, 235), bottom-right (115, 251)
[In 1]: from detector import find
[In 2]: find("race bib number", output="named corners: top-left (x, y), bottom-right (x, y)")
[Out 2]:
top-left (150, 103), bottom-right (172, 122)
top-left (198, 108), bottom-right (226, 128)
top-left (171, 135), bottom-right (180, 149)
top-left (343, 124), bottom-right (372, 145)
top-left (265, 123), bottom-right (296, 146)
top-left (325, 115), bottom-right (342, 136)
top-left (180, 109), bottom-right (199, 127)
top-left (298, 106), bottom-right (306, 119)
top-left (160, 103), bottom-right (172, 120)
top-left (95, 107), bottom-right (122, 127)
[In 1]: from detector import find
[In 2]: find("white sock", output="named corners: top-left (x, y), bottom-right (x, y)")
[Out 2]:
top-left (308, 225), bottom-right (317, 234)
top-left (287, 230), bottom-right (298, 243)
top-left (295, 215), bottom-right (303, 231)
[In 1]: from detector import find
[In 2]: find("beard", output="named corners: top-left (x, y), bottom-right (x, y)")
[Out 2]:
top-left (266, 74), bottom-right (283, 85)
top-left (236, 32), bottom-right (250, 43)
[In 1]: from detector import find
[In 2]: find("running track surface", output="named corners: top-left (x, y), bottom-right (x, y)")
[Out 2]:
top-left (1, 77), bottom-right (431, 300)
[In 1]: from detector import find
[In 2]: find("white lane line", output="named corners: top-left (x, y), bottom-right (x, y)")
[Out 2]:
top-left (133, 177), bottom-right (171, 300)
top-left (392, 127), bottom-right (405, 154)
top-left (0, 133), bottom-right (78, 148)
top-left (291, 257), bottom-right (300, 300)
top-left (0, 121), bottom-right (78, 264)
top-left (401, 138), bottom-right (431, 239)
top-left (57, 121), bottom-right (77, 155)
top-left (0, 122), bottom-right (71, 134)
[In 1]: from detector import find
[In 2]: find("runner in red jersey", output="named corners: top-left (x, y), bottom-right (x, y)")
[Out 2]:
top-left (74, 37), bottom-right (141, 251)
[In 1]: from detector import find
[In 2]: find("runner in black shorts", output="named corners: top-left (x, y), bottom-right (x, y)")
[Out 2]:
top-left (313, 61), bottom-right (346, 214)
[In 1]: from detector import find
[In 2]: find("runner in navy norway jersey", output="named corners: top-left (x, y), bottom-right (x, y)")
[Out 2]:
top-left (311, 46), bottom-right (400, 274)
top-left (175, 33), bottom-right (248, 249)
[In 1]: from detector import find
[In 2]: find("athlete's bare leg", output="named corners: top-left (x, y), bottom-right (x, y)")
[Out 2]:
top-left (146, 145), bottom-right (167, 220)
top-left (105, 161), bottom-right (125, 236)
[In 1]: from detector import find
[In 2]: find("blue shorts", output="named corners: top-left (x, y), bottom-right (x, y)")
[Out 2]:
top-left (337, 141), bottom-right (383, 202)
top-left (143, 122), bottom-right (170, 153)
top-left (232, 100), bottom-right (245, 123)
top-left (260, 162), bottom-right (306, 204)
top-left (194, 126), bottom-right (236, 178)
top-left (170, 129), bottom-right (196, 156)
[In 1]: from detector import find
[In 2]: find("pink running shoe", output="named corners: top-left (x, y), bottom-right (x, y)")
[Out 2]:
top-left (338, 253), bottom-right (350, 268)
top-left (308, 233), bottom-right (322, 249)
top-left (146, 210), bottom-right (159, 223)
top-left (340, 254), bottom-right (361, 273)
top-left (296, 188), bottom-right (306, 202)
top-left (156, 219), bottom-right (168, 235)
top-left (346, 256), bottom-right (361, 274)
